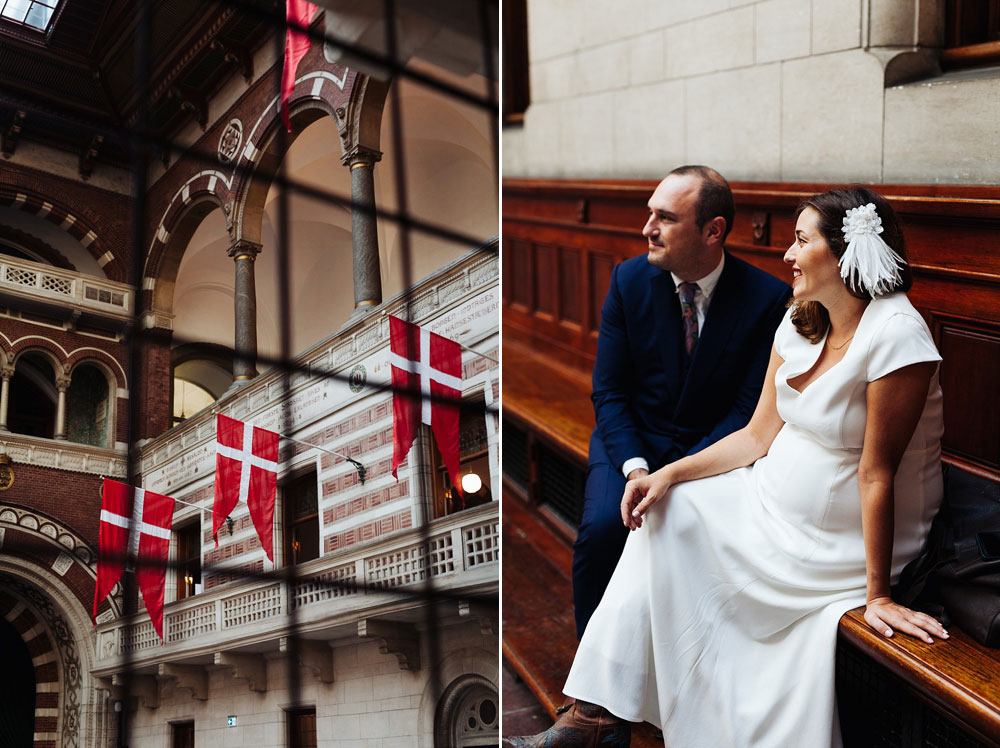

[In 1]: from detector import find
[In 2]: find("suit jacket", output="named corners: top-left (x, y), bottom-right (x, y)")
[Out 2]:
top-left (590, 251), bottom-right (791, 472)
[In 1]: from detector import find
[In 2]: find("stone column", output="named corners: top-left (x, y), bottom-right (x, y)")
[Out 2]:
top-left (228, 240), bottom-right (262, 384)
top-left (345, 147), bottom-right (383, 315)
top-left (54, 373), bottom-right (71, 440)
top-left (0, 365), bottom-right (13, 432)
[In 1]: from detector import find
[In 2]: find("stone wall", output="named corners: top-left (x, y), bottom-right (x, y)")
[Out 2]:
top-left (502, 0), bottom-right (1000, 184)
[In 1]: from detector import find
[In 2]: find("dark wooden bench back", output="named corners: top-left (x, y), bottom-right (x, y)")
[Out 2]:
top-left (503, 179), bottom-right (1000, 481)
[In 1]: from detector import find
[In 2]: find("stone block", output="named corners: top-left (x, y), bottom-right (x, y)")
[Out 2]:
top-left (685, 64), bottom-right (782, 181)
top-left (612, 80), bottom-right (686, 178)
top-left (519, 101), bottom-right (564, 176)
top-left (559, 92), bottom-right (617, 177)
top-left (883, 74), bottom-right (1000, 184)
top-left (666, 7), bottom-right (755, 78)
top-left (780, 50), bottom-right (884, 182)
top-left (867, 0), bottom-right (929, 47)
top-left (579, 0), bottom-right (649, 49)
top-left (530, 55), bottom-right (576, 103)
top-left (577, 41), bottom-right (632, 95)
top-left (329, 713), bottom-right (361, 741)
top-left (387, 709), bottom-right (419, 737)
top-left (648, 0), bottom-right (731, 28)
top-left (630, 30), bottom-right (667, 86)
top-left (381, 738), bottom-right (418, 748)
top-left (755, 0), bottom-right (811, 63)
top-left (358, 711), bottom-right (390, 738)
top-left (811, 0), bottom-right (862, 54)
top-left (528, 0), bottom-right (583, 62)
top-left (343, 674), bottom-right (375, 704)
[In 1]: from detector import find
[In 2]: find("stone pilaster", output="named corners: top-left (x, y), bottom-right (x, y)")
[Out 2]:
top-left (228, 239), bottom-right (262, 383)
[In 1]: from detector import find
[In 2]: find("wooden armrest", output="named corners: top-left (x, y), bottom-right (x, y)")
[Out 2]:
top-left (838, 607), bottom-right (1000, 746)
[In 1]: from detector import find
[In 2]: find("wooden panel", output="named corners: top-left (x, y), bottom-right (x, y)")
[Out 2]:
top-left (508, 239), bottom-right (532, 310)
top-left (504, 178), bottom-right (1000, 477)
top-left (589, 252), bottom-right (614, 340)
top-left (558, 246), bottom-right (581, 325)
top-left (936, 318), bottom-right (1000, 474)
top-left (534, 243), bottom-right (556, 317)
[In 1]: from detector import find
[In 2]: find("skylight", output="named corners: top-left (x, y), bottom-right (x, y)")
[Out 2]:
top-left (1, 0), bottom-right (58, 31)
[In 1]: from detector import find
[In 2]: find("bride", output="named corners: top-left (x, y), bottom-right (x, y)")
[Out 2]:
top-left (505, 187), bottom-right (948, 748)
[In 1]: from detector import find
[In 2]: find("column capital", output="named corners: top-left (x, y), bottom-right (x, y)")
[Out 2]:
top-left (55, 374), bottom-right (72, 392)
top-left (341, 145), bottom-right (382, 169)
top-left (228, 239), bottom-right (262, 261)
top-left (0, 365), bottom-right (14, 381)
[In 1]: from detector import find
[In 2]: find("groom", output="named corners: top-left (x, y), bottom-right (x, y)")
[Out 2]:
top-left (573, 165), bottom-right (790, 638)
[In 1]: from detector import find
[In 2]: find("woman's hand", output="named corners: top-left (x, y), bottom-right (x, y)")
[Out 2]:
top-left (620, 469), bottom-right (674, 530)
top-left (864, 597), bottom-right (949, 644)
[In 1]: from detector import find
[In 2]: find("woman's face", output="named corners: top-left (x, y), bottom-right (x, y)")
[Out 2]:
top-left (783, 207), bottom-right (842, 303)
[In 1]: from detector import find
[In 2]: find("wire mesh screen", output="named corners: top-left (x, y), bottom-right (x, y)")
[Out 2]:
top-left (0, 1), bottom-right (499, 746)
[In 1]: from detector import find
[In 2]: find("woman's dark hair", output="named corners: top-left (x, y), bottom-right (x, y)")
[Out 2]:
top-left (791, 186), bottom-right (911, 342)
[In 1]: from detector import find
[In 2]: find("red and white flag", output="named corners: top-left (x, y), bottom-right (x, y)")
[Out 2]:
top-left (92, 479), bottom-right (175, 640)
top-left (389, 315), bottom-right (463, 500)
top-left (213, 413), bottom-right (279, 562)
top-left (281, 0), bottom-right (319, 131)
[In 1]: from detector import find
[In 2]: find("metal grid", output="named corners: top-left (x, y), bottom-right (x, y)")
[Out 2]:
top-left (0, 1), bottom-right (499, 746)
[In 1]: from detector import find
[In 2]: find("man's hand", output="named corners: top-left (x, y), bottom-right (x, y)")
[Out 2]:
top-left (626, 468), bottom-right (649, 481)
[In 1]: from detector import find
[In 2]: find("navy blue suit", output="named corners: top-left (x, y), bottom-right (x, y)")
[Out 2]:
top-left (573, 251), bottom-right (790, 638)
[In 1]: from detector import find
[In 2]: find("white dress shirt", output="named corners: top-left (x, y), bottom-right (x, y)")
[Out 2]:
top-left (622, 254), bottom-right (726, 478)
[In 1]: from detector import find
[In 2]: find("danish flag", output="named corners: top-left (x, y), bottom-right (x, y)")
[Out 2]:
top-left (389, 315), bottom-right (463, 500)
top-left (213, 413), bottom-right (279, 561)
top-left (92, 479), bottom-right (175, 640)
top-left (280, 0), bottom-right (319, 131)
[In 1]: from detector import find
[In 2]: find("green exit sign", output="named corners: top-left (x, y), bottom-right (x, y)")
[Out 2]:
top-left (227, 716), bottom-right (237, 727)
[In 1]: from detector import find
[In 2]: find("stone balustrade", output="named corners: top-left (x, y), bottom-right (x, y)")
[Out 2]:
top-left (0, 254), bottom-right (132, 322)
top-left (92, 502), bottom-right (498, 674)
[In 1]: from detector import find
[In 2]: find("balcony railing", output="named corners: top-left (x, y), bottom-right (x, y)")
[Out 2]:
top-left (0, 254), bottom-right (133, 322)
top-left (92, 503), bottom-right (498, 673)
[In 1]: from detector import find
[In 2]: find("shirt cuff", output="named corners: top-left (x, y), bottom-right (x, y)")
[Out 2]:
top-left (622, 457), bottom-right (649, 479)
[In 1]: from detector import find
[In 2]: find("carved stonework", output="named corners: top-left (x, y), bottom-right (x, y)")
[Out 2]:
top-left (0, 576), bottom-right (82, 748)
top-left (218, 119), bottom-right (243, 164)
top-left (358, 619), bottom-right (421, 671)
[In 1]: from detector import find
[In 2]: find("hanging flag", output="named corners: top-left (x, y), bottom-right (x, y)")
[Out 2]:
top-left (213, 413), bottom-right (279, 561)
top-left (92, 479), bottom-right (175, 640)
top-left (281, 0), bottom-right (319, 131)
top-left (389, 315), bottom-right (464, 500)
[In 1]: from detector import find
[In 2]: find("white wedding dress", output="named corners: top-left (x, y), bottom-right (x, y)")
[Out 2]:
top-left (563, 293), bottom-right (944, 748)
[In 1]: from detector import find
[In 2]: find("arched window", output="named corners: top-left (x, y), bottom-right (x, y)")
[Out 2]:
top-left (434, 674), bottom-right (499, 747)
top-left (8, 352), bottom-right (57, 438)
top-left (66, 363), bottom-right (111, 447)
top-left (171, 343), bottom-right (233, 424)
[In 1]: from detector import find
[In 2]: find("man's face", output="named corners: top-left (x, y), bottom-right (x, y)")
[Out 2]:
top-left (642, 174), bottom-right (710, 278)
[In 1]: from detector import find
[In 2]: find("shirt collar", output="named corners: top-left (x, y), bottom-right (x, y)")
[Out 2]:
top-left (671, 253), bottom-right (725, 301)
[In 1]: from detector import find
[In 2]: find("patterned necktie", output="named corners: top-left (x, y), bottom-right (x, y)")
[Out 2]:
top-left (677, 282), bottom-right (699, 356)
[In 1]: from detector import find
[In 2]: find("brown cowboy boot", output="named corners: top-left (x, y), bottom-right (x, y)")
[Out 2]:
top-left (502, 700), bottom-right (631, 747)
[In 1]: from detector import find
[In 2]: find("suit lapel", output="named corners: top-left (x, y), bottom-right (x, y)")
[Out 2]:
top-left (650, 270), bottom-right (684, 405)
top-left (676, 255), bottom-right (741, 410)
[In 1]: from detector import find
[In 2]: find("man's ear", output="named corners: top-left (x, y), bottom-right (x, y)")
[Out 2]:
top-left (703, 216), bottom-right (726, 246)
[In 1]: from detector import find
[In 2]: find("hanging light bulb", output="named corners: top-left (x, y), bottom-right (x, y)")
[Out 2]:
top-left (461, 473), bottom-right (483, 494)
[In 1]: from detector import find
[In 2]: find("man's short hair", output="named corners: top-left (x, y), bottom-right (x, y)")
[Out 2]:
top-left (668, 165), bottom-right (735, 242)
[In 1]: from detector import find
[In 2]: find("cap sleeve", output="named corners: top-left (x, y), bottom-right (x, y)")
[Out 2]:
top-left (865, 312), bottom-right (941, 382)
top-left (772, 306), bottom-right (797, 360)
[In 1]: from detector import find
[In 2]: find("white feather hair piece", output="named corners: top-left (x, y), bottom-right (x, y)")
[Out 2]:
top-left (839, 203), bottom-right (906, 297)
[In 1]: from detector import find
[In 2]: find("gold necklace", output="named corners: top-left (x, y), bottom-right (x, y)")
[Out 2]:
top-left (827, 333), bottom-right (855, 351)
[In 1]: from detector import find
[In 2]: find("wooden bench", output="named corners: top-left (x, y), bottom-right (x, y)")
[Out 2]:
top-left (502, 179), bottom-right (1000, 746)
top-left (503, 357), bottom-right (1000, 746)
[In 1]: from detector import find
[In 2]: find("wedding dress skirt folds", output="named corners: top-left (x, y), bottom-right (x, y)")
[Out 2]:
top-left (563, 294), bottom-right (944, 748)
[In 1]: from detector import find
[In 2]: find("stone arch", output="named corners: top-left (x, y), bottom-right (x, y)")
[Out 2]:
top-left (64, 357), bottom-right (119, 448)
top-left (232, 98), bottom-right (340, 248)
top-left (417, 645), bottom-right (498, 748)
top-left (65, 348), bottom-right (127, 392)
top-left (10, 338), bottom-right (69, 371)
top-left (0, 556), bottom-right (104, 748)
top-left (143, 188), bottom-right (228, 318)
top-left (0, 186), bottom-right (123, 281)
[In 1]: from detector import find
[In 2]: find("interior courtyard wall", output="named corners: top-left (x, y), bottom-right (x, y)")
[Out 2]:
top-left (502, 0), bottom-right (1000, 184)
